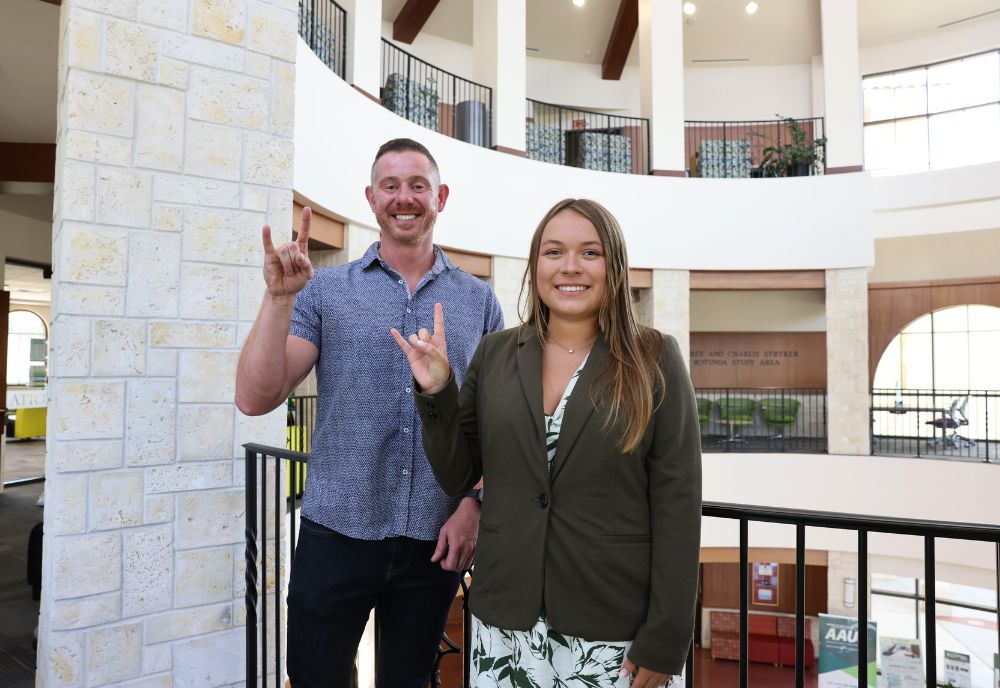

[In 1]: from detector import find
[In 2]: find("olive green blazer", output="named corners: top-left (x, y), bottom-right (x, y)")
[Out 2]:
top-left (415, 325), bottom-right (702, 674)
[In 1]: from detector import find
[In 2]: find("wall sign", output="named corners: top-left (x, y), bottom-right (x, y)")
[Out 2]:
top-left (752, 562), bottom-right (779, 606)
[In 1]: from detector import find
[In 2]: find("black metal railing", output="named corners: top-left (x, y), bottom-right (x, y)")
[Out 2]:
top-left (526, 98), bottom-right (650, 175)
top-left (704, 502), bottom-right (1000, 688)
top-left (871, 388), bottom-right (998, 462)
top-left (381, 39), bottom-right (493, 148)
top-left (286, 394), bottom-right (316, 455)
top-left (244, 451), bottom-right (1000, 688)
top-left (685, 117), bottom-right (826, 178)
top-left (299, 0), bottom-right (347, 79)
top-left (695, 388), bottom-right (827, 453)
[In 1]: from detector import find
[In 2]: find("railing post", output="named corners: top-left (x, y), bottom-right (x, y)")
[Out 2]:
top-left (274, 455), bottom-right (282, 688)
top-left (924, 536), bottom-right (936, 688)
top-left (245, 448), bottom-right (259, 687)
top-left (795, 524), bottom-right (805, 688)
top-left (858, 529), bottom-right (868, 688)
top-left (739, 518), bottom-right (748, 688)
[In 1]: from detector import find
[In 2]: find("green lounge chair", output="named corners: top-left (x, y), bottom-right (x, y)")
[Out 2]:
top-left (759, 397), bottom-right (801, 439)
top-left (717, 397), bottom-right (756, 442)
top-left (696, 397), bottom-right (713, 426)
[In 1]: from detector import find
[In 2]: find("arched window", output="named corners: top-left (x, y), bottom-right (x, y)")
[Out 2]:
top-left (7, 310), bottom-right (48, 387)
top-left (873, 304), bottom-right (1000, 391)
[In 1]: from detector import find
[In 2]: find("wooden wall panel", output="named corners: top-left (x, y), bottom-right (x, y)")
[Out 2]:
top-left (690, 332), bottom-right (827, 388)
top-left (441, 247), bottom-right (491, 278)
top-left (292, 202), bottom-right (344, 250)
top-left (690, 270), bottom-right (825, 290)
top-left (702, 562), bottom-right (828, 616)
top-left (868, 276), bottom-right (1000, 385)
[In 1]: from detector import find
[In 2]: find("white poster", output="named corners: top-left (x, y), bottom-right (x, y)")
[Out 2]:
top-left (944, 650), bottom-right (971, 688)
top-left (880, 637), bottom-right (922, 688)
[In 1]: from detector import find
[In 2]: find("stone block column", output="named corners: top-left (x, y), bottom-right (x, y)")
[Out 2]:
top-left (637, 269), bottom-right (691, 366)
top-left (490, 255), bottom-right (528, 328)
top-left (826, 268), bottom-right (870, 455)
top-left (42, 1), bottom-right (296, 685)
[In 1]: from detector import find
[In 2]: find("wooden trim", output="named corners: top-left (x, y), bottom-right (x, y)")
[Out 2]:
top-left (825, 165), bottom-right (863, 174)
top-left (492, 145), bottom-right (526, 158)
top-left (352, 85), bottom-right (381, 104)
top-left (0, 143), bottom-right (55, 183)
top-left (629, 268), bottom-right (652, 289)
top-left (701, 547), bottom-right (828, 566)
top-left (650, 169), bottom-right (686, 177)
top-left (601, 0), bottom-right (638, 81)
top-left (441, 247), bottom-right (491, 278)
top-left (392, 0), bottom-right (441, 44)
top-left (870, 275), bottom-right (1000, 290)
top-left (36, 0), bottom-right (60, 4)
top-left (691, 270), bottom-right (826, 290)
top-left (292, 202), bottom-right (345, 250)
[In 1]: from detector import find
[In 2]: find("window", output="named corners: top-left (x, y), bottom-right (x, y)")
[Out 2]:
top-left (863, 50), bottom-right (1000, 175)
top-left (7, 310), bottom-right (47, 387)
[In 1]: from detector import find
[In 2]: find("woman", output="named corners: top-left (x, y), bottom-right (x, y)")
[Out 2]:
top-left (392, 199), bottom-right (701, 688)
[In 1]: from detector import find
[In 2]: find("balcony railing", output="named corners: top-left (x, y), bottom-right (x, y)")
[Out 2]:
top-left (871, 388), bottom-right (998, 462)
top-left (243, 442), bottom-right (1000, 688)
top-left (380, 39), bottom-right (493, 148)
top-left (685, 117), bottom-right (826, 178)
top-left (696, 387), bottom-right (828, 453)
top-left (298, 0), bottom-right (346, 79)
top-left (526, 98), bottom-right (650, 175)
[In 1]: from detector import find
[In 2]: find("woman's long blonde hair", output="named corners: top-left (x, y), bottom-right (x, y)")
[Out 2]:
top-left (519, 198), bottom-right (665, 453)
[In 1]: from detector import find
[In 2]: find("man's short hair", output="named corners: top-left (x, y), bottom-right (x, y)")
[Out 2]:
top-left (370, 138), bottom-right (441, 187)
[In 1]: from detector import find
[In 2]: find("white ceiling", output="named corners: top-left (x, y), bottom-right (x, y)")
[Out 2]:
top-left (382, 0), bottom-right (1000, 66)
top-left (3, 263), bottom-right (51, 304)
top-left (0, 0), bottom-right (998, 144)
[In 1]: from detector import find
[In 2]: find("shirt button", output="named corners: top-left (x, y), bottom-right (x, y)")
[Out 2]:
top-left (402, 469), bottom-right (409, 475)
top-left (405, 387), bottom-right (412, 393)
top-left (403, 427), bottom-right (410, 433)
top-left (537, 494), bottom-right (549, 509)
top-left (406, 307), bottom-right (411, 313)
top-left (398, 279), bottom-right (404, 284)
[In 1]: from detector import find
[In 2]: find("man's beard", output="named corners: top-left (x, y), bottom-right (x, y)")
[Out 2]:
top-left (377, 212), bottom-right (435, 246)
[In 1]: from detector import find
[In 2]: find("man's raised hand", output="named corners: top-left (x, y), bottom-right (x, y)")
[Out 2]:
top-left (262, 206), bottom-right (314, 298)
top-left (391, 303), bottom-right (451, 395)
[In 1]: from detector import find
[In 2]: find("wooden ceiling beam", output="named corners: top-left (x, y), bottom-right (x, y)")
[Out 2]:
top-left (0, 143), bottom-right (55, 184)
top-left (601, 0), bottom-right (638, 81)
top-left (392, 0), bottom-right (441, 45)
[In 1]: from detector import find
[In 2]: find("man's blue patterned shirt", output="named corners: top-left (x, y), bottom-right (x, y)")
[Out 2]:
top-left (290, 242), bottom-right (504, 540)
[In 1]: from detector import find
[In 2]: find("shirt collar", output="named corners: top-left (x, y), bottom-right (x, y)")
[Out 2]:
top-left (361, 242), bottom-right (454, 277)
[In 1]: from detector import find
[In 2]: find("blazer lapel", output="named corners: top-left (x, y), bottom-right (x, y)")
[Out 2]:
top-left (516, 326), bottom-right (546, 442)
top-left (549, 334), bottom-right (609, 482)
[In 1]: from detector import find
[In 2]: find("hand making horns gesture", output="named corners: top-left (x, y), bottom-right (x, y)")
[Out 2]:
top-left (262, 206), bottom-right (314, 297)
top-left (391, 303), bottom-right (452, 395)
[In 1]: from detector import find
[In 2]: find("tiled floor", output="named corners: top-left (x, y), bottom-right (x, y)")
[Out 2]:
top-left (2, 439), bottom-right (45, 484)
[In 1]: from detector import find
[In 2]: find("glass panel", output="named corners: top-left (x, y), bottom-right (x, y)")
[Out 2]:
top-left (872, 572), bottom-right (918, 594)
top-left (919, 601), bottom-right (999, 688)
top-left (928, 51), bottom-right (1000, 113)
top-left (874, 335), bottom-right (903, 389)
top-left (864, 122), bottom-right (896, 174)
top-left (894, 117), bottom-right (930, 173)
top-left (864, 73), bottom-right (899, 122)
top-left (968, 305), bottom-right (1000, 331)
top-left (904, 313), bottom-right (933, 334)
top-left (900, 332), bottom-right (933, 389)
top-left (934, 306), bottom-right (969, 333)
top-left (936, 580), bottom-right (998, 609)
top-left (969, 331), bottom-right (1000, 390)
top-left (933, 332), bottom-right (970, 390)
top-left (864, 69), bottom-right (928, 121)
top-left (929, 104), bottom-right (1000, 170)
top-left (9, 310), bottom-right (46, 336)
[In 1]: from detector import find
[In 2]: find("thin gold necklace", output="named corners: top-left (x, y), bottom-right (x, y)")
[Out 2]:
top-left (546, 332), bottom-right (596, 354)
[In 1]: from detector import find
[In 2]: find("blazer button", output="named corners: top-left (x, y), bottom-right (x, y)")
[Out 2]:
top-left (537, 494), bottom-right (549, 509)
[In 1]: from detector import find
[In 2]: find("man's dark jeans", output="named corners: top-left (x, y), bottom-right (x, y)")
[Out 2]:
top-left (287, 517), bottom-right (460, 688)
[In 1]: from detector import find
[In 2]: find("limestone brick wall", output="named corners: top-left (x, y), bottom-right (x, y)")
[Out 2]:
top-left (637, 269), bottom-right (691, 365)
top-left (42, 1), bottom-right (297, 685)
top-left (826, 267), bottom-right (870, 455)
top-left (490, 255), bottom-right (527, 329)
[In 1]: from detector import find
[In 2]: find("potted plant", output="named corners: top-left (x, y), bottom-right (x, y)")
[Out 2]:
top-left (758, 114), bottom-right (827, 177)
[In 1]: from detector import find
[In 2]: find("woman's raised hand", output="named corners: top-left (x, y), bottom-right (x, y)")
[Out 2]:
top-left (262, 206), bottom-right (314, 298)
top-left (391, 302), bottom-right (452, 395)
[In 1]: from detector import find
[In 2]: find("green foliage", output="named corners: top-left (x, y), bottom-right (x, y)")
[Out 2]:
top-left (758, 114), bottom-right (828, 177)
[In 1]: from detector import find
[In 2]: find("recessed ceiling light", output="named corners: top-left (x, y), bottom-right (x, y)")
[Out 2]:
top-left (745, 1), bottom-right (759, 14)
top-left (683, 2), bottom-right (697, 15)
top-left (572, 0), bottom-right (585, 7)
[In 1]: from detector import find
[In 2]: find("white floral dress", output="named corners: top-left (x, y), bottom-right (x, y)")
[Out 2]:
top-left (470, 358), bottom-right (681, 688)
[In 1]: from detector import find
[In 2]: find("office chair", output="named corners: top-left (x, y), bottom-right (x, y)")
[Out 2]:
top-left (926, 396), bottom-right (975, 449)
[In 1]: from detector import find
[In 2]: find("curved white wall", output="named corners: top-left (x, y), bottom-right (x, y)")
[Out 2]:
top-left (295, 40), bottom-right (874, 270)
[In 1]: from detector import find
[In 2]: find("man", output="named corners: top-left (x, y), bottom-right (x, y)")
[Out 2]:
top-left (235, 138), bottom-right (504, 687)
